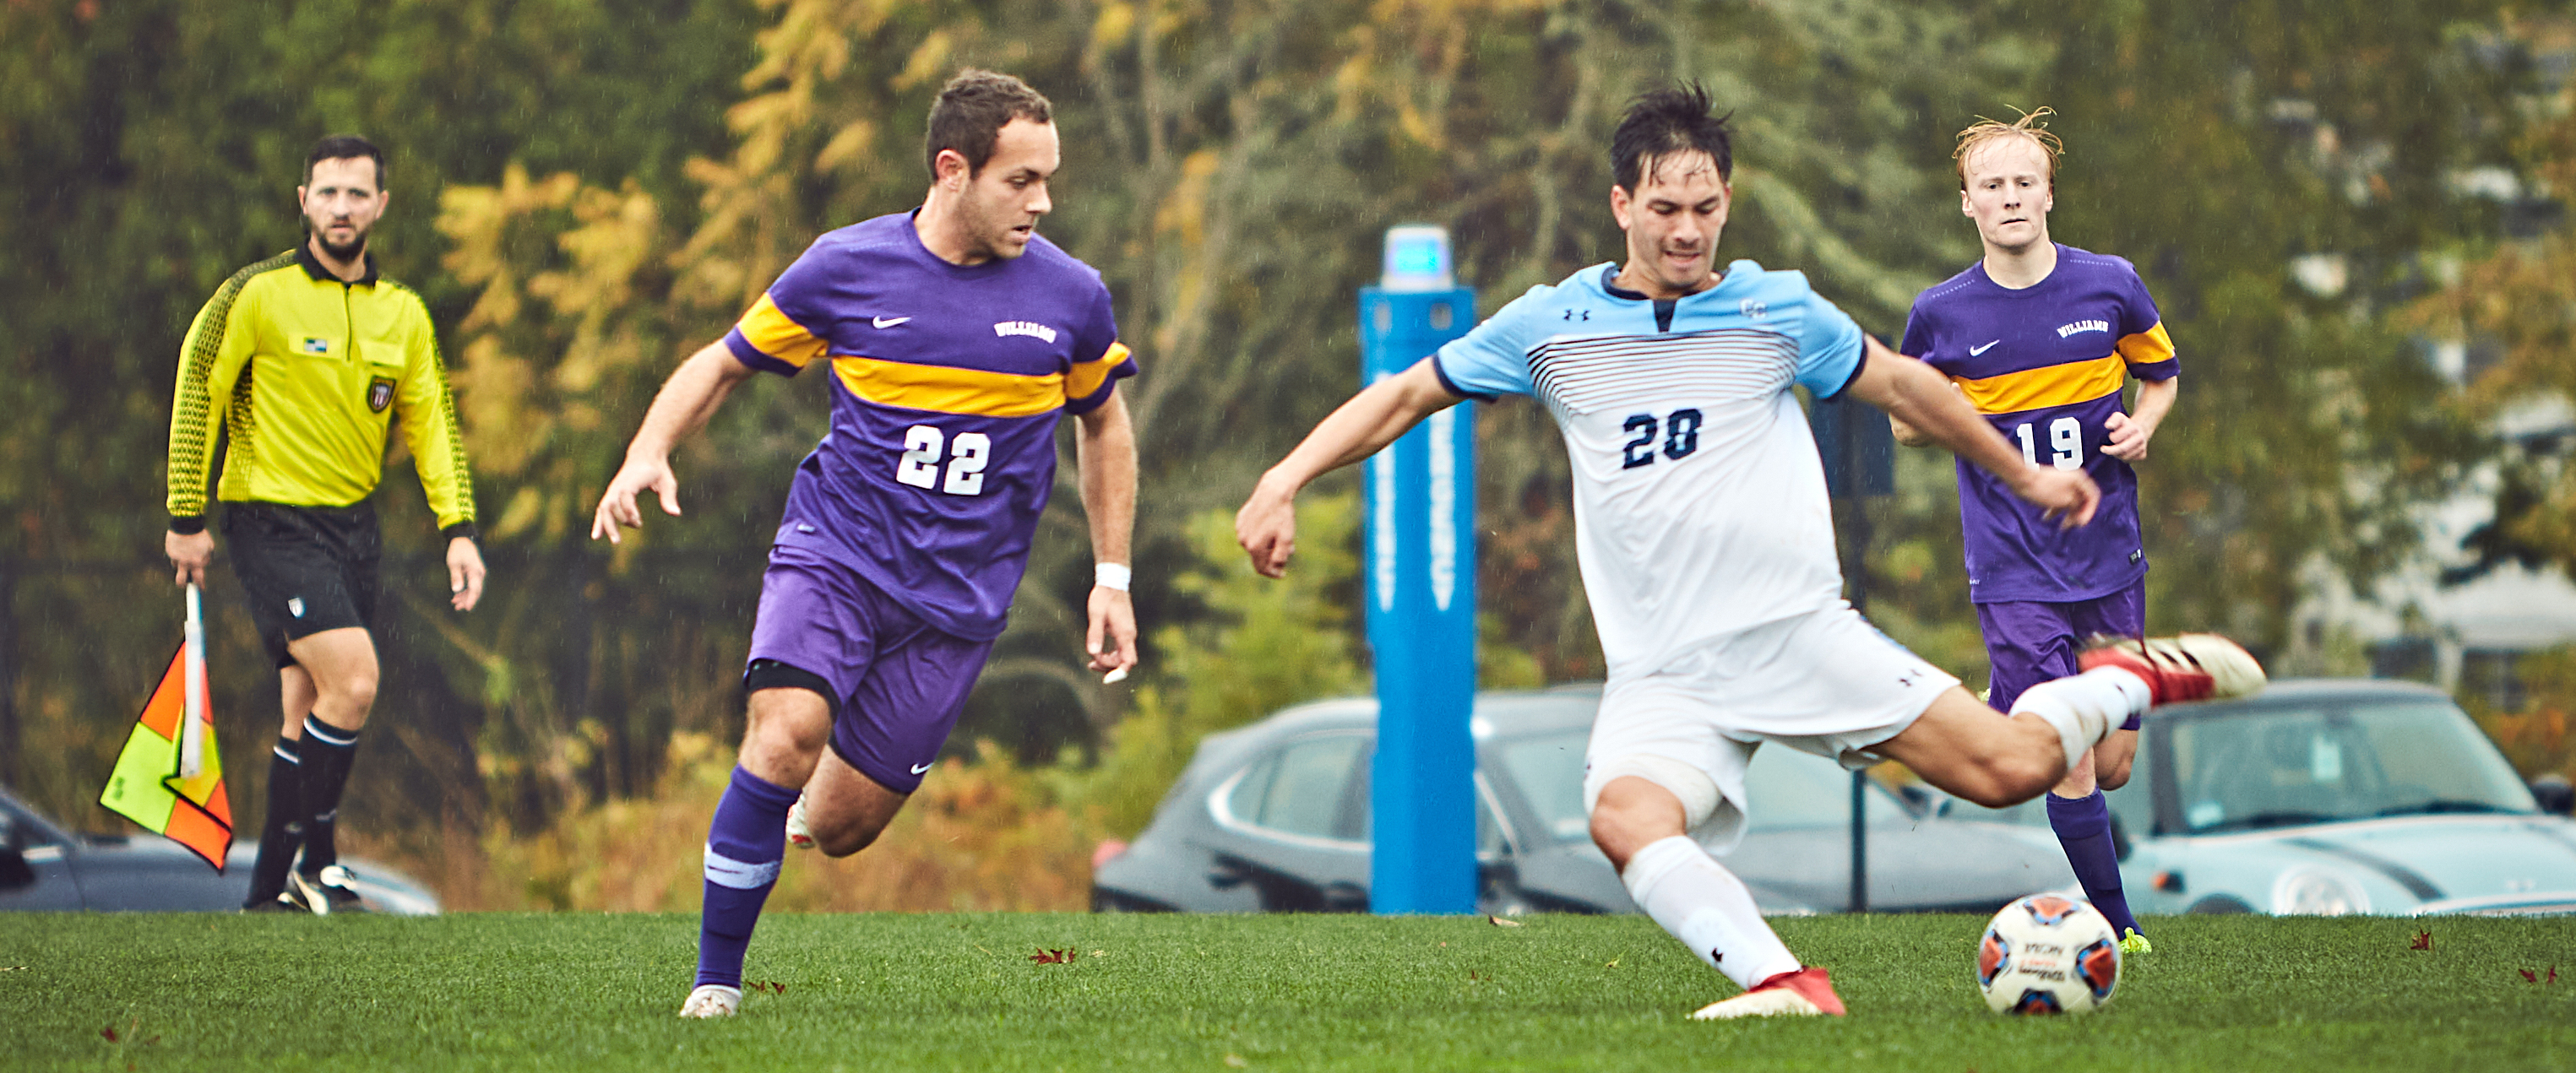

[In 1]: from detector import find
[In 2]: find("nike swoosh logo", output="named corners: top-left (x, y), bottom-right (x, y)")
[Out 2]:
top-left (1969, 339), bottom-right (2001, 356)
top-left (910, 762), bottom-right (933, 774)
top-left (873, 316), bottom-right (911, 328)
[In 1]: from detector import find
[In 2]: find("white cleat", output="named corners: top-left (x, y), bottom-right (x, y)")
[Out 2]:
top-left (678, 984), bottom-right (742, 1019)
top-left (785, 795), bottom-right (815, 851)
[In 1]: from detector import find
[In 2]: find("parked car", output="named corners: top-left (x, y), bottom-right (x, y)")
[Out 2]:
top-left (1091, 685), bottom-right (2079, 915)
top-left (1, 785), bottom-right (440, 914)
top-left (1927, 679), bottom-right (2576, 916)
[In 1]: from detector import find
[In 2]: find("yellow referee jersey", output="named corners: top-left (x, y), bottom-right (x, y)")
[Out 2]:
top-left (166, 247), bottom-right (476, 534)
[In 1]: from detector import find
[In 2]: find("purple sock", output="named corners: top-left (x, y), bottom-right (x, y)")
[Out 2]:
top-left (2046, 789), bottom-right (2143, 940)
top-left (696, 766), bottom-right (800, 989)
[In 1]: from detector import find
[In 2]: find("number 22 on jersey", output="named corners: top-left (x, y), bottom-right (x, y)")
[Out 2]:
top-left (897, 424), bottom-right (991, 495)
top-left (2012, 415), bottom-right (2084, 470)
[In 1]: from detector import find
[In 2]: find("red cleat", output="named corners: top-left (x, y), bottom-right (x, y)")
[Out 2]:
top-left (1690, 966), bottom-right (1847, 1019)
top-left (2078, 633), bottom-right (2265, 707)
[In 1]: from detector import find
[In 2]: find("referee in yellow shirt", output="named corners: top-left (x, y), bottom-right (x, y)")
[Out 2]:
top-left (163, 135), bottom-right (485, 913)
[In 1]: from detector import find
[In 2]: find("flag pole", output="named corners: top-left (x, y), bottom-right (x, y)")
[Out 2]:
top-left (180, 582), bottom-right (206, 778)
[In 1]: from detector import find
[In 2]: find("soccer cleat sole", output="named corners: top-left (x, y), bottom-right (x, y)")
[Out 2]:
top-left (2079, 633), bottom-right (2264, 706)
top-left (2119, 929), bottom-right (2154, 956)
top-left (678, 984), bottom-right (742, 1019)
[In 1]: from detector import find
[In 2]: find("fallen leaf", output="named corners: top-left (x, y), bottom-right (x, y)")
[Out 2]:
top-left (1090, 950), bottom-right (1107, 957)
top-left (1603, 958), bottom-right (1621, 969)
top-left (2521, 968), bottom-right (2539, 984)
top-left (2409, 930), bottom-right (2432, 951)
top-left (1486, 916), bottom-right (1523, 928)
top-left (101, 1027), bottom-right (117, 1043)
top-left (1030, 948), bottom-right (1078, 964)
top-left (1223, 1055), bottom-right (1248, 1068)
top-left (2552, 966), bottom-right (2560, 984)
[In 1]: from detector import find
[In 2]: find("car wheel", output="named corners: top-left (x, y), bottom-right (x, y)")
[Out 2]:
top-left (2187, 894), bottom-right (2256, 914)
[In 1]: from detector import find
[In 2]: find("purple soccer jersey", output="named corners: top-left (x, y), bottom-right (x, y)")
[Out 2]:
top-left (1900, 245), bottom-right (2177, 604)
top-left (724, 211), bottom-right (1136, 641)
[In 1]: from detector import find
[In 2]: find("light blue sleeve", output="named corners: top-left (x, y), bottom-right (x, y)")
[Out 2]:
top-left (1787, 274), bottom-right (1867, 398)
top-left (1429, 285), bottom-right (1552, 400)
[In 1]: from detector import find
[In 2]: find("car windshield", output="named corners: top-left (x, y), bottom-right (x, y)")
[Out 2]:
top-left (2167, 699), bottom-right (2538, 834)
top-left (1491, 730), bottom-right (1905, 843)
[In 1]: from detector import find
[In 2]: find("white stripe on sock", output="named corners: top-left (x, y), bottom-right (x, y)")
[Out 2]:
top-left (302, 716), bottom-right (357, 747)
top-left (703, 845), bottom-right (781, 891)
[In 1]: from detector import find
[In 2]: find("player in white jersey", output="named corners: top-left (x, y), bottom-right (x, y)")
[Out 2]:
top-left (1235, 84), bottom-right (2261, 1019)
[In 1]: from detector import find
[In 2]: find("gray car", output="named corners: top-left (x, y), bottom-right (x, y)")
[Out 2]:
top-left (1090, 686), bottom-right (2079, 915)
top-left (1, 785), bottom-right (440, 914)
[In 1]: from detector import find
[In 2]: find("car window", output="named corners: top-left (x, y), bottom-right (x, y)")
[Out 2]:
top-left (1495, 731), bottom-right (1590, 843)
top-left (1741, 747), bottom-right (1908, 830)
top-left (1226, 733), bottom-right (1370, 842)
top-left (2168, 700), bottom-right (2536, 834)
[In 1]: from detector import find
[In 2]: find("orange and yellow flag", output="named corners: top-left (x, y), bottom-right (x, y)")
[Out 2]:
top-left (97, 644), bottom-right (232, 870)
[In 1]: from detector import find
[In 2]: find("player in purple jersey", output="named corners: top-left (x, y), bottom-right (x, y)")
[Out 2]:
top-left (1893, 110), bottom-right (2177, 954)
top-left (590, 70), bottom-right (1141, 1019)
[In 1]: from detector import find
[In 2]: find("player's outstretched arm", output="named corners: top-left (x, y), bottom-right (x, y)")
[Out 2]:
top-left (1075, 392), bottom-right (1140, 680)
top-left (1843, 336), bottom-right (2099, 528)
top-left (590, 341), bottom-right (759, 544)
top-left (1236, 358), bottom-right (1462, 577)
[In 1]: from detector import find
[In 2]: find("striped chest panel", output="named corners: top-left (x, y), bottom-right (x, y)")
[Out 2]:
top-left (1527, 328), bottom-right (1797, 419)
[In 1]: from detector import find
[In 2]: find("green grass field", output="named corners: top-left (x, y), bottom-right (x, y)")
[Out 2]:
top-left (3, 913), bottom-right (2571, 1071)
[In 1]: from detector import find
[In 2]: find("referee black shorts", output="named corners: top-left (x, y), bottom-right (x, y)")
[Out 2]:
top-left (222, 501), bottom-right (382, 669)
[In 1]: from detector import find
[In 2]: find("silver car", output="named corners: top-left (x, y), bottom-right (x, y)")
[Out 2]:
top-left (1091, 686), bottom-right (2079, 915)
top-left (2079, 679), bottom-right (2576, 916)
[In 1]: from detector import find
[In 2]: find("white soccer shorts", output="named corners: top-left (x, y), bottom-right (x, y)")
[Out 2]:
top-left (1582, 603), bottom-right (1959, 855)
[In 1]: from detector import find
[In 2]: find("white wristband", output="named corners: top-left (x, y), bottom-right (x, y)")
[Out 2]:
top-left (1095, 562), bottom-right (1132, 592)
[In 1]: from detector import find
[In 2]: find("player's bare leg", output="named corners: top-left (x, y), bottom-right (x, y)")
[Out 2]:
top-left (686, 686), bottom-right (829, 1017)
top-left (794, 750), bottom-right (911, 859)
top-left (1592, 777), bottom-right (1844, 1019)
top-left (1875, 686), bottom-right (2098, 808)
top-left (281, 627), bottom-right (378, 913)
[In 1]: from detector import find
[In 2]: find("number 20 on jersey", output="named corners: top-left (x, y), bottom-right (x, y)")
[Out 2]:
top-left (898, 424), bottom-right (991, 495)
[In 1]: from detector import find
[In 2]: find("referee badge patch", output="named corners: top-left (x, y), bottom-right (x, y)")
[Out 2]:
top-left (367, 376), bottom-right (396, 413)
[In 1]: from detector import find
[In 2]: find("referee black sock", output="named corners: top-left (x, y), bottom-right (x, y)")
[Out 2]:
top-left (298, 714), bottom-right (361, 874)
top-left (246, 735), bottom-right (304, 906)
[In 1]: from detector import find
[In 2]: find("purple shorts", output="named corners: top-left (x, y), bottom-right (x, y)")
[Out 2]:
top-left (746, 542), bottom-right (994, 794)
top-left (1976, 581), bottom-right (2146, 719)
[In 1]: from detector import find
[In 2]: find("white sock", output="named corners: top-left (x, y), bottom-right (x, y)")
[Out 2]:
top-left (1622, 835), bottom-right (1799, 989)
top-left (2011, 668), bottom-right (2152, 772)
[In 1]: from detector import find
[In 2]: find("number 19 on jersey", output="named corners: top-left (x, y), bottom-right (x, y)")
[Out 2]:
top-left (2012, 415), bottom-right (2084, 470)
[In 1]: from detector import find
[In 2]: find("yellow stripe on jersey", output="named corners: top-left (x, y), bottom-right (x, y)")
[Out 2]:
top-left (1951, 353), bottom-right (2126, 415)
top-left (1066, 340), bottom-right (1129, 400)
top-left (832, 357), bottom-right (1066, 417)
top-left (2116, 322), bottom-right (2176, 367)
top-left (736, 293), bottom-right (831, 370)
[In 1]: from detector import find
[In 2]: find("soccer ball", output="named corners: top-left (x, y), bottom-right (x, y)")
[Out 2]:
top-left (1975, 894), bottom-right (2120, 1015)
